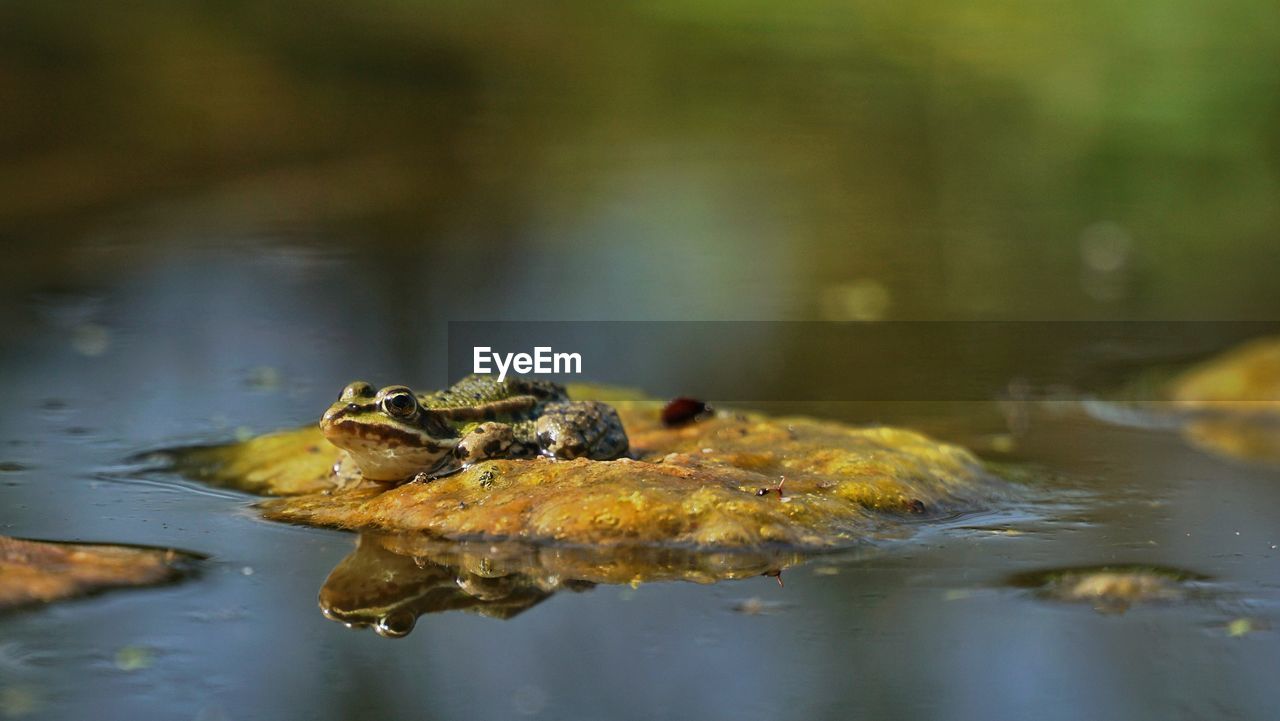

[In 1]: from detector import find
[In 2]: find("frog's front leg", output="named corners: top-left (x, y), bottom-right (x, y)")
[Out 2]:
top-left (535, 401), bottom-right (629, 460)
top-left (331, 452), bottom-right (367, 490)
top-left (453, 422), bottom-right (519, 466)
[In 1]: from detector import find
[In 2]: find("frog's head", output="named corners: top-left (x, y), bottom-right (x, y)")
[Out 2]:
top-left (320, 381), bottom-right (456, 482)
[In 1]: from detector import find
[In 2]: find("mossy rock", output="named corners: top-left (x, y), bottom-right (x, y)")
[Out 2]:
top-left (1166, 337), bottom-right (1280, 464)
top-left (170, 391), bottom-right (1015, 549)
top-left (1084, 336), bottom-right (1280, 465)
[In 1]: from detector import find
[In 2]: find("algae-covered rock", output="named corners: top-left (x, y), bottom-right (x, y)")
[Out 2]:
top-left (1084, 337), bottom-right (1280, 465)
top-left (156, 429), bottom-right (338, 496)
top-left (320, 533), bottom-right (804, 635)
top-left (0, 535), bottom-right (198, 611)
top-left (1165, 336), bottom-right (1280, 464)
top-left (170, 392), bottom-right (1012, 548)
top-left (1168, 336), bottom-right (1280, 412)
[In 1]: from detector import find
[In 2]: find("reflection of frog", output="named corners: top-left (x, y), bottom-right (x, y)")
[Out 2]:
top-left (319, 375), bottom-right (628, 483)
top-left (318, 533), bottom-right (805, 637)
top-left (319, 536), bottom-right (563, 637)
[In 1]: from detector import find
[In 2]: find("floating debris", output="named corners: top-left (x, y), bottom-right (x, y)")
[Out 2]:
top-left (113, 646), bottom-right (153, 672)
top-left (1226, 618), bottom-right (1268, 638)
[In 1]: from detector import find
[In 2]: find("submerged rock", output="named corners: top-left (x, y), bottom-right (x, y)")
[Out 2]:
top-left (0, 535), bottom-right (198, 611)
top-left (1007, 565), bottom-right (1210, 615)
top-left (170, 392), bottom-right (1014, 548)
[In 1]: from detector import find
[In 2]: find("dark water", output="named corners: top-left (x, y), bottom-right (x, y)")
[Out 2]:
top-left (2, 3), bottom-right (1280, 720)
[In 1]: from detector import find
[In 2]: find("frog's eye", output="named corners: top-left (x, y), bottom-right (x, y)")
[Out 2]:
top-left (340, 381), bottom-right (375, 401)
top-left (380, 389), bottom-right (419, 419)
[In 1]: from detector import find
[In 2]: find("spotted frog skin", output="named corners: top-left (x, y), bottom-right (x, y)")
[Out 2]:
top-left (319, 375), bottom-right (629, 483)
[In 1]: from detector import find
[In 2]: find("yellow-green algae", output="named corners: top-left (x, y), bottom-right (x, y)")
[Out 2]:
top-left (172, 392), bottom-right (1014, 549)
top-left (161, 429), bottom-right (338, 496)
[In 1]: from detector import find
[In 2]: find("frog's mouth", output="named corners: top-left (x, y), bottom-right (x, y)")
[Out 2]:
top-left (321, 420), bottom-right (452, 482)
top-left (321, 418), bottom-right (440, 449)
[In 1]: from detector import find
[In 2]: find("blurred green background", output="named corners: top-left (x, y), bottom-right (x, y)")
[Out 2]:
top-left (2, 0), bottom-right (1277, 321)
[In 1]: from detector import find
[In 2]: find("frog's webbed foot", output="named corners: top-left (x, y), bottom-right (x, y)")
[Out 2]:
top-left (407, 451), bottom-right (469, 483)
top-left (535, 401), bottom-right (629, 460)
top-left (331, 453), bottom-right (361, 489)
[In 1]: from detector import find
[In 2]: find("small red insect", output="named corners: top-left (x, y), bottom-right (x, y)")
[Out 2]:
top-left (661, 397), bottom-right (711, 427)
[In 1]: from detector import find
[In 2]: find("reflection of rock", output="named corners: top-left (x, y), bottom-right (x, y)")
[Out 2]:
top-left (1007, 565), bottom-right (1209, 615)
top-left (320, 533), bottom-right (804, 636)
top-left (168, 390), bottom-right (1012, 547)
top-left (0, 535), bottom-right (198, 611)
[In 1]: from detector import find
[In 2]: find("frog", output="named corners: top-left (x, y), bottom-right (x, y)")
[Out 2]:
top-left (319, 374), bottom-right (629, 484)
